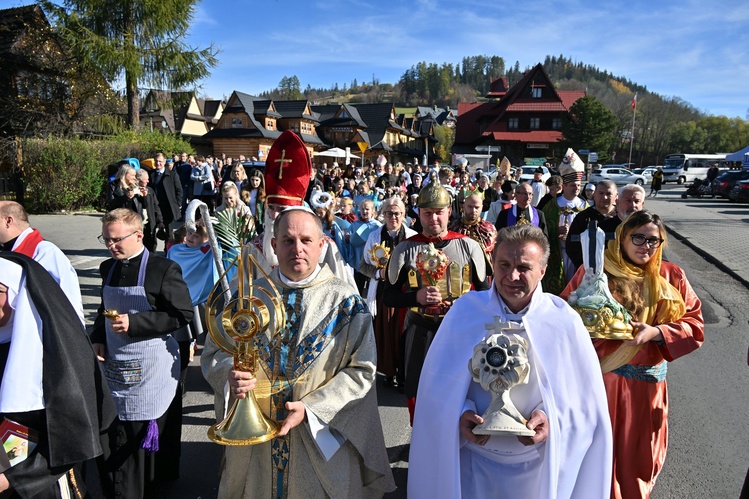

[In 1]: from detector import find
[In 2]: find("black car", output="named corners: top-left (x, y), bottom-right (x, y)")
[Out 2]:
top-left (729, 179), bottom-right (749, 203)
top-left (711, 170), bottom-right (749, 198)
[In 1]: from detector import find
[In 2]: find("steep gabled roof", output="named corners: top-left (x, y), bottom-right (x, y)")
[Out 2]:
top-left (206, 90), bottom-right (280, 140)
top-left (486, 77), bottom-right (509, 98)
top-left (274, 100), bottom-right (318, 122)
top-left (0, 5), bottom-right (46, 61)
top-left (351, 103), bottom-right (404, 147)
top-left (483, 63), bottom-right (580, 132)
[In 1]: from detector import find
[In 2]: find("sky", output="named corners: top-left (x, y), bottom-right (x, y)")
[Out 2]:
top-left (3, 0), bottom-right (748, 118)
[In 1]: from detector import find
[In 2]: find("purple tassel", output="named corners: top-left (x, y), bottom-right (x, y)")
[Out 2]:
top-left (141, 419), bottom-right (159, 453)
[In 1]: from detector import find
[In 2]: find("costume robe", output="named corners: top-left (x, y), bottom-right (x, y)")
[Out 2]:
top-left (447, 217), bottom-right (497, 256)
top-left (563, 261), bottom-right (704, 498)
top-left (201, 266), bottom-right (395, 498)
top-left (409, 285), bottom-right (613, 499)
top-left (384, 234), bottom-right (490, 420)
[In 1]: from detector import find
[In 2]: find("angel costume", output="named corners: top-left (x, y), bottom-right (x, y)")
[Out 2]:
top-left (201, 265), bottom-right (394, 498)
top-left (409, 285), bottom-right (612, 498)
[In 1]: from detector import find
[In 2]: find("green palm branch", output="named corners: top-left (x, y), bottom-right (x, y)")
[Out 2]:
top-left (212, 209), bottom-right (257, 251)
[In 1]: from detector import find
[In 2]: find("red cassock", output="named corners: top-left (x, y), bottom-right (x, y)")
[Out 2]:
top-left (563, 261), bottom-right (704, 499)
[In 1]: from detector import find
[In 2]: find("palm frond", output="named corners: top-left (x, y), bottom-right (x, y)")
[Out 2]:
top-left (212, 209), bottom-right (256, 251)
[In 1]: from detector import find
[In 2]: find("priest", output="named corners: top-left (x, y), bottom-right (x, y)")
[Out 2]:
top-left (409, 225), bottom-right (612, 498)
top-left (202, 208), bottom-right (395, 498)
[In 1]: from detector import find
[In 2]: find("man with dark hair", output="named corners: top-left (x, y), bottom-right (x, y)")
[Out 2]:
top-left (150, 152), bottom-right (183, 239)
top-left (535, 175), bottom-right (563, 210)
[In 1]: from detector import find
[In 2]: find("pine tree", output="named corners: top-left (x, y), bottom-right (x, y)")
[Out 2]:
top-left (42, 0), bottom-right (218, 129)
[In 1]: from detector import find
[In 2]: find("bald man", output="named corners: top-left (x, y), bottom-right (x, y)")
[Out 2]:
top-left (448, 194), bottom-right (497, 256)
top-left (0, 201), bottom-right (83, 322)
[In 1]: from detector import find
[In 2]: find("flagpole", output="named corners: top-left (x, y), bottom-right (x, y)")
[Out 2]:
top-left (628, 93), bottom-right (637, 167)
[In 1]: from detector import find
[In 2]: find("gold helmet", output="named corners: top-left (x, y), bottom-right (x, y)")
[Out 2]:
top-left (418, 171), bottom-right (452, 209)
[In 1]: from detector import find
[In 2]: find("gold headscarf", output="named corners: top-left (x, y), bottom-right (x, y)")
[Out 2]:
top-left (599, 221), bottom-right (687, 372)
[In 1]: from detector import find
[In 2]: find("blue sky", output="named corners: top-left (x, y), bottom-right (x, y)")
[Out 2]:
top-left (3, 0), bottom-right (748, 118)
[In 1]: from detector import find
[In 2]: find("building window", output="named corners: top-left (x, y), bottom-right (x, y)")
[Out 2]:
top-left (508, 118), bottom-right (519, 129)
top-left (552, 118), bottom-right (561, 130)
top-left (530, 118), bottom-right (540, 129)
top-left (532, 87), bottom-right (542, 98)
top-left (231, 117), bottom-right (243, 128)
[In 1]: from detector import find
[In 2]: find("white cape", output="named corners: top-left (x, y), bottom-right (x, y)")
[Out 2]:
top-left (408, 285), bottom-right (612, 499)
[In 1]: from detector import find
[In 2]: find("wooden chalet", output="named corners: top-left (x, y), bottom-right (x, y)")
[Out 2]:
top-left (351, 103), bottom-right (433, 166)
top-left (0, 4), bottom-right (92, 139)
top-left (454, 63), bottom-right (585, 166)
top-left (204, 91), bottom-right (325, 160)
top-left (140, 90), bottom-right (224, 154)
top-left (414, 105), bottom-right (458, 128)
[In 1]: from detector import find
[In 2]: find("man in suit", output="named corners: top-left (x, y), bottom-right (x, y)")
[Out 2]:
top-left (495, 182), bottom-right (548, 238)
top-left (91, 208), bottom-right (193, 498)
top-left (134, 169), bottom-right (164, 253)
top-left (150, 152), bottom-right (183, 238)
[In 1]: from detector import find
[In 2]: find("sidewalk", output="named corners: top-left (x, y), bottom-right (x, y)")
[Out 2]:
top-left (644, 189), bottom-right (749, 288)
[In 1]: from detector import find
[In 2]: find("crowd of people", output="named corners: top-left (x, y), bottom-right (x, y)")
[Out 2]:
top-left (0, 135), bottom-right (709, 499)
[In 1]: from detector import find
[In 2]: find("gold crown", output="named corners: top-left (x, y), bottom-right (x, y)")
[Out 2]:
top-left (418, 171), bottom-right (452, 208)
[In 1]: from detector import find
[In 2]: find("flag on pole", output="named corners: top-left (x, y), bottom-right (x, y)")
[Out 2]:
top-left (631, 93), bottom-right (637, 110)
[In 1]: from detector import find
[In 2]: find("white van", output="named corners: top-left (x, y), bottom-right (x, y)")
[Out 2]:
top-left (662, 154), bottom-right (726, 184)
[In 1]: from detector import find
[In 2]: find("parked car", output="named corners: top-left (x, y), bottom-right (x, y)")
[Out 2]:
top-left (588, 167), bottom-right (646, 186)
top-left (711, 170), bottom-right (749, 198)
top-left (518, 166), bottom-right (551, 184)
top-left (632, 166), bottom-right (660, 182)
top-left (728, 179), bottom-right (749, 203)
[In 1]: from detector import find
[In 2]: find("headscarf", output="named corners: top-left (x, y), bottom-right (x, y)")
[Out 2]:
top-left (599, 221), bottom-right (687, 372)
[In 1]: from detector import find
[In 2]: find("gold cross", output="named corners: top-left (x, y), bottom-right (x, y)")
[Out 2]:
top-left (275, 149), bottom-right (293, 179)
top-left (485, 316), bottom-right (512, 334)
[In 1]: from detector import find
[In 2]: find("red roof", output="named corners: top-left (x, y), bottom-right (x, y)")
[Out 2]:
top-left (486, 130), bottom-right (563, 142)
top-left (558, 90), bottom-right (586, 110)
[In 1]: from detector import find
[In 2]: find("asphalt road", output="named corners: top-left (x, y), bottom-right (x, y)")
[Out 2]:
top-left (27, 186), bottom-right (749, 497)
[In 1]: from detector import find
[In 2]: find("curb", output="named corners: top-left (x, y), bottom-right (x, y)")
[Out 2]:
top-left (666, 226), bottom-right (749, 291)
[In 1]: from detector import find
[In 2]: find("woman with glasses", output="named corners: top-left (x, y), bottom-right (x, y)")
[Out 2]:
top-left (562, 210), bottom-right (704, 498)
top-left (360, 197), bottom-right (416, 390)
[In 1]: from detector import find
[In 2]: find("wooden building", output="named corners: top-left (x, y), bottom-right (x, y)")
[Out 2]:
top-left (454, 63), bottom-right (585, 166)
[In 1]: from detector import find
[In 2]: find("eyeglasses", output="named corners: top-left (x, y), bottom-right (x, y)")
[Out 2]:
top-left (630, 234), bottom-right (664, 248)
top-left (98, 231), bottom-right (138, 245)
top-left (383, 211), bottom-right (403, 218)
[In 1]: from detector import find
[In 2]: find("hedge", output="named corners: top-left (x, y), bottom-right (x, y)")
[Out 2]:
top-left (19, 131), bottom-right (194, 212)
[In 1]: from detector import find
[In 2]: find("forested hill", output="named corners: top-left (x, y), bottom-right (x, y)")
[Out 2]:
top-left (259, 54), bottom-right (748, 160)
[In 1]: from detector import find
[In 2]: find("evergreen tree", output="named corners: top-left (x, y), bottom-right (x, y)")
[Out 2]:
top-left (42, 0), bottom-right (218, 129)
top-left (561, 95), bottom-right (618, 162)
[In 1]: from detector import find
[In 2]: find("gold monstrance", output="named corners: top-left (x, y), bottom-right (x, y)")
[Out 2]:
top-left (206, 250), bottom-right (286, 445)
top-left (368, 243), bottom-right (391, 270)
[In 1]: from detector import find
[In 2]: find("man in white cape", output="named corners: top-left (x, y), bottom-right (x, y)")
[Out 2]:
top-left (409, 224), bottom-right (612, 498)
